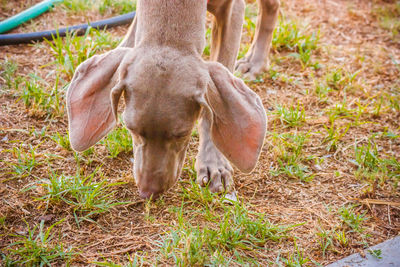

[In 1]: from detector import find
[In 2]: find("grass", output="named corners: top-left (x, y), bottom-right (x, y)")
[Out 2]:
top-left (158, 194), bottom-right (297, 266)
top-left (3, 143), bottom-right (42, 179)
top-left (62, 0), bottom-right (136, 14)
top-left (101, 126), bottom-right (133, 158)
top-left (3, 219), bottom-right (75, 266)
top-left (351, 139), bottom-right (400, 188)
top-left (98, 0), bottom-right (136, 15)
top-left (45, 27), bottom-right (120, 79)
top-left (94, 254), bottom-right (147, 266)
top-left (280, 243), bottom-right (310, 267)
top-left (322, 119), bottom-right (351, 152)
top-left (32, 168), bottom-right (128, 224)
top-left (51, 126), bottom-right (133, 157)
top-left (51, 132), bottom-right (72, 151)
top-left (0, 59), bottom-right (21, 92)
top-left (273, 103), bottom-right (306, 127)
top-left (373, 1), bottom-right (400, 40)
top-left (338, 205), bottom-right (368, 233)
top-left (0, 60), bottom-right (65, 117)
top-left (18, 73), bottom-right (65, 117)
top-left (0, 28), bottom-right (122, 119)
top-left (270, 132), bottom-right (314, 181)
top-left (273, 15), bottom-right (318, 52)
top-left (1, 0), bottom-right (399, 265)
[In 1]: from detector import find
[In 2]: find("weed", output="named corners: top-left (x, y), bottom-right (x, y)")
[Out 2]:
top-left (368, 249), bottom-right (382, 259)
top-left (272, 15), bottom-right (319, 53)
top-left (322, 120), bottom-right (350, 152)
top-left (334, 230), bottom-right (348, 247)
top-left (326, 96), bottom-right (358, 121)
top-left (18, 73), bottom-right (65, 117)
top-left (0, 59), bottom-right (22, 92)
top-left (273, 162), bottom-right (314, 182)
top-left (4, 143), bottom-right (42, 178)
top-left (316, 229), bottom-right (334, 257)
top-left (5, 219), bottom-right (74, 266)
top-left (325, 68), bottom-right (360, 91)
top-left (102, 126), bottom-right (133, 158)
top-left (270, 132), bottom-right (314, 181)
top-left (46, 27), bottom-right (119, 79)
top-left (383, 157), bottom-right (400, 188)
top-left (373, 1), bottom-right (400, 40)
top-left (315, 81), bottom-right (333, 102)
top-left (273, 103), bottom-right (306, 127)
top-left (94, 253), bottom-right (147, 266)
top-left (338, 205), bottom-right (368, 233)
top-left (280, 243), bottom-right (310, 267)
top-left (0, 216), bottom-right (6, 228)
top-left (202, 28), bottom-right (212, 56)
top-left (289, 34), bottom-right (320, 69)
top-left (354, 142), bottom-right (381, 171)
top-left (98, 0), bottom-right (136, 15)
top-left (50, 132), bottom-right (72, 151)
top-left (33, 168), bottom-right (128, 224)
top-left (158, 201), bottom-right (296, 266)
top-left (62, 0), bottom-right (93, 12)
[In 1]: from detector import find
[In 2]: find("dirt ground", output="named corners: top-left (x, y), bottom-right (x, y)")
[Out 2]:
top-left (0, 0), bottom-right (399, 266)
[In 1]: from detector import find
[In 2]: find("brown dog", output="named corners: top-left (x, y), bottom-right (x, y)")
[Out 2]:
top-left (67, 0), bottom-right (276, 199)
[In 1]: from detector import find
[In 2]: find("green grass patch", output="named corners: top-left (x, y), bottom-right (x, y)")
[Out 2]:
top-left (273, 103), bottom-right (306, 128)
top-left (270, 132), bottom-right (314, 182)
top-left (3, 143), bottom-right (43, 179)
top-left (32, 168), bottom-right (128, 225)
top-left (17, 73), bottom-right (65, 117)
top-left (158, 196), bottom-right (297, 266)
top-left (101, 126), bottom-right (133, 158)
top-left (45, 27), bottom-right (119, 79)
top-left (273, 15), bottom-right (319, 52)
top-left (338, 205), bottom-right (368, 233)
top-left (0, 59), bottom-right (21, 92)
top-left (3, 219), bottom-right (75, 266)
top-left (62, 0), bottom-right (136, 14)
top-left (373, 1), bottom-right (400, 40)
top-left (352, 140), bottom-right (400, 189)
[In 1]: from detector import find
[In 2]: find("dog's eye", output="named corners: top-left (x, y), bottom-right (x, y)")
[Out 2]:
top-left (171, 131), bottom-right (190, 140)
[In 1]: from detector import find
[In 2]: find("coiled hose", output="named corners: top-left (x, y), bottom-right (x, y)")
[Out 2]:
top-left (0, 0), bottom-right (64, 34)
top-left (0, 12), bottom-right (135, 46)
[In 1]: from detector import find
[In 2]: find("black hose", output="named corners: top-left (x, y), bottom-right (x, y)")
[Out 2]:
top-left (0, 11), bottom-right (135, 46)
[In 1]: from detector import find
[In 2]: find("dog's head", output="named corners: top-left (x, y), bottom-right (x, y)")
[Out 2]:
top-left (67, 47), bottom-right (266, 199)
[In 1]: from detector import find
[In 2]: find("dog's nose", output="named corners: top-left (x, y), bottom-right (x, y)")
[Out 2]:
top-left (138, 190), bottom-right (160, 200)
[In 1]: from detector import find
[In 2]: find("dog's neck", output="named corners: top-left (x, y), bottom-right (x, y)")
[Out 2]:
top-left (134, 0), bottom-right (207, 55)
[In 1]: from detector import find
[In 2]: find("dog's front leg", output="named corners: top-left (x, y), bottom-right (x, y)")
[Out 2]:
top-left (195, 112), bottom-right (234, 193)
top-left (193, 0), bottom-right (244, 193)
top-left (235, 0), bottom-right (280, 79)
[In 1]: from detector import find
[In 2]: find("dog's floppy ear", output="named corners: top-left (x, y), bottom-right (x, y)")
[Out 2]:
top-left (203, 62), bottom-right (267, 173)
top-left (67, 48), bottom-right (130, 152)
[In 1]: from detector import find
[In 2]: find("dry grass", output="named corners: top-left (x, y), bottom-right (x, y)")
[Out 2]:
top-left (1, 0), bottom-right (399, 266)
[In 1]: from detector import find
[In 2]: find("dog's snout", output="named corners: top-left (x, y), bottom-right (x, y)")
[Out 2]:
top-left (138, 189), bottom-right (161, 199)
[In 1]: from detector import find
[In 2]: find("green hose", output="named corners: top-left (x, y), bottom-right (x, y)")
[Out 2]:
top-left (0, 0), bottom-right (63, 34)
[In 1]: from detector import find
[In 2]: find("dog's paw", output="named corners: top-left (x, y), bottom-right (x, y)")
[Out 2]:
top-left (195, 145), bottom-right (234, 193)
top-left (235, 57), bottom-right (268, 80)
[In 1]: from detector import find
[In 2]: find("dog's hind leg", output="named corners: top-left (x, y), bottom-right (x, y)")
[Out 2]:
top-left (235, 0), bottom-right (280, 79)
top-left (118, 16), bottom-right (137, 48)
top-left (208, 0), bottom-right (245, 71)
